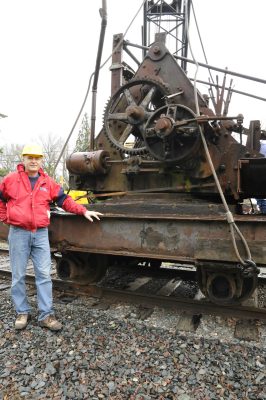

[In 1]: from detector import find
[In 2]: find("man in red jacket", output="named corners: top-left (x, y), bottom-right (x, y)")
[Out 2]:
top-left (0, 144), bottom-right (103, 331)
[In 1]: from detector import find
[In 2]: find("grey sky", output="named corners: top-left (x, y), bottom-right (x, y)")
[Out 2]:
top-left (0, 0), bottom-right (265, 148)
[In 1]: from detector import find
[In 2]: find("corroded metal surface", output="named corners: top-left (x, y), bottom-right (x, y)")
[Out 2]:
top-left (0, 195), bottom-right (265, 267)
top-left (46, 196), bottom-right (266, 266)
top-left (69, 34), bottom-right (265, 200)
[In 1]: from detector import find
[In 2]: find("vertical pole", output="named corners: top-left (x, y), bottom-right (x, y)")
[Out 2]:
top-left (90, 0), bottom-right (108, 150)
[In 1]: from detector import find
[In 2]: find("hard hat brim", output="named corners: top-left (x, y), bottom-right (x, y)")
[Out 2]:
top-left (22, 154), bottom-right (43, 158)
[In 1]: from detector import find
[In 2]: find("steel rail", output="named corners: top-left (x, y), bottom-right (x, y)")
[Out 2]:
top-left (0, 268), bottom-right (266, 321)
top-left (99, 287), bottom-right (266, 321)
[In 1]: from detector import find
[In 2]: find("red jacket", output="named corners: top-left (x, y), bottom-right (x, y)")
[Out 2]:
top-left (0, 164), bottom-right (87, 231)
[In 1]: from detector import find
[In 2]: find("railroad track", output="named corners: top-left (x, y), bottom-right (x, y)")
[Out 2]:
top-left (1, 248), bottom-right (266, 326)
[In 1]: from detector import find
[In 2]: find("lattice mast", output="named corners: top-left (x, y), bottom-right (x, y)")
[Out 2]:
top-left (142, 0), bottom-right (191, 71)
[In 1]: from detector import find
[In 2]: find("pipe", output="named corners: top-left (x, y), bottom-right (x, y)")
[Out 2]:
top-left (123, 40), bottom-right (266, 84)
top-left (189, 78), bottom-right (266, 102)
top-left (90, 0), bottom-right (107, 150)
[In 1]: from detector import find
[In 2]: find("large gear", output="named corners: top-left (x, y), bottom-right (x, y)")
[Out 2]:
top-left (103, 78), bottom-right (170, 155)
top-left (143, 103), bottom-right (201, 163)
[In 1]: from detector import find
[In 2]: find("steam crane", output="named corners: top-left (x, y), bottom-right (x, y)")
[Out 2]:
top-left (49, 0), bottom-right (266, 306)
top-left (1, 1), bottom-right (266, 307)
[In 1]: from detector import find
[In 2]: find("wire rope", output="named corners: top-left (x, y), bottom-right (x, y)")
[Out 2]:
top-left (54, 0), bottom-right (146, 172)
top-left (190, 0), bottom-right (215, 85)
top-left (184, 0), bottom-right (255, 270)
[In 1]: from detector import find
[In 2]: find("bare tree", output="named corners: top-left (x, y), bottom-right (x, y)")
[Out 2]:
top-left (0, 143), bottom-right (23, 175)
top-left (38, 134), bottom-right (65, 180)
top-left (0, 139), bottom-right (69, 184)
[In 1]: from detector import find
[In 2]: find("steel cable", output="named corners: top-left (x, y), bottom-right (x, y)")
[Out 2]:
top-left (54, 0), bottom-right (146, 173)
top-left (184, 0), bottom-right (253, 268)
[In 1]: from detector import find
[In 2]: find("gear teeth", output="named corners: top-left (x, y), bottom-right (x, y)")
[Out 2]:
top-left (103, 78), bottom-right (171, 156)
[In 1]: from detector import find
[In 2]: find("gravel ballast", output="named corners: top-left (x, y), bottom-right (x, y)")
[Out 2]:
top-left (0, 286), bottom-right (266, 399)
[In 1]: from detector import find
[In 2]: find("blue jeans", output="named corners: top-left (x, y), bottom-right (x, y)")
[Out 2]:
top-left (8, 226), bottom-right (53, 321)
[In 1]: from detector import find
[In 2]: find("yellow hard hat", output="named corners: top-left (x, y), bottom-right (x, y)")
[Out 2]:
top-left (22, 144), bottom-right (43, 157)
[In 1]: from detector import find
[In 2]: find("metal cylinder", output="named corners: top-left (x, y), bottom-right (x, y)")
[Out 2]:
top-left (206, 273), bottom-right (236, 304)
top-left (66, 150), bottom-right (110, 175)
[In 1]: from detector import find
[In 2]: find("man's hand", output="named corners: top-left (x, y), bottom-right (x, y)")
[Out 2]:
top-left (84, 210), bottom-right (103, 222)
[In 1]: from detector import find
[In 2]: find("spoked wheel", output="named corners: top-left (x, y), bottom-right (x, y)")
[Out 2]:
top-left (143, 104), bottom-right (201, 162)
top-left (197, 266), bottom-right (258, 306)
top-left (55, 252), bottom-right (108, 285)
top-left (104, 78), bottom-right (170, 155)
